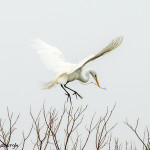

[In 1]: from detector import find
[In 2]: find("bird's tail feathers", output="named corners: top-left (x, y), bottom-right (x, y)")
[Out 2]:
top-left (40, 79), bottom-right (57, 90)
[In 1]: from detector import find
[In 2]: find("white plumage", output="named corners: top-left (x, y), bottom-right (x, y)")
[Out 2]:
top-left (32, 37), bottom-right (123, 102)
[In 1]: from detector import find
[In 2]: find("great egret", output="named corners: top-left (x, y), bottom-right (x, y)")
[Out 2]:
top-left (32, 37), bottom-right (123, 103)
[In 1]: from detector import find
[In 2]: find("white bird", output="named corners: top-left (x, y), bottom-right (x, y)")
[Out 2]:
top-left (32, 37), bottom-right (123, 103)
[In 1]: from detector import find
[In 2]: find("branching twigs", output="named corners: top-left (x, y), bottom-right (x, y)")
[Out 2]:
top-left (64, 105), bottom-right (87, 150)
top-left (80, 113), bottom-right (97, 150)
top-left (95, 104), bottom-right (117, 150)
top-left (0, 108), bottom-right (20, 150)
top-left (39, 103), bottom-right (117, 150)
top-left (43, 106), bottom-right (63, 150)
top-left (124, 119), bottom-right (150, 150)
top-left (114, 138), bottom-right (121, 150)
top-left (3, 102), bottom-right (150, 150)
top-left (0, 108), bottom-right (33, 150)
top-left (30, 106), bottom-right (53, 150)
top-left (71, 132), bottom-right (80, 150)
top-left (21, 124), bottom-right (33, 150)
top-left (109, 139), bottom-right (138, 150)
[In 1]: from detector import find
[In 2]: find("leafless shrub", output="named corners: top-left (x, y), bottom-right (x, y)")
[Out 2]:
top-left (95, 104), bottom-right (117, 150)
top-left (21, 125), bottom-right (33, 150)
top-left (0, 108), bottom-right (20, 150)
top-left (113, 139), bottom-right (139, 150)
top-left (29, 102), bottom-right (117, 150)
top-left (0, 108), bottom-right (32, 150)
top-left (30, 107), bottom-right (52, 150)
top-left (1, 102), bottom-right (150, 150)
top-left (124, 119), bottom-right (150, 150)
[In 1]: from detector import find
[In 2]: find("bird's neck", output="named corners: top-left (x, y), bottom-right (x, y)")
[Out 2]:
top-left (79, 68), bottom-right (93, 83)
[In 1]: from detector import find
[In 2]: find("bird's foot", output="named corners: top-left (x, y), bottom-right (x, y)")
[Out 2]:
top-left (65, 93), bottom-right (72, 104)
top-left (72, 91), bottom-right (83, 99)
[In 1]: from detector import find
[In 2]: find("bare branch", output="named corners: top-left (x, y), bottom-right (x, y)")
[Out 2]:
top-left (64, 105), bottom-right (87, 150)
top-left (0, 108), bottom-right (20, 150)
top-left (124, 119), bottom-right (149, 150)
top-left (95, 104), bottom-right (117, 150)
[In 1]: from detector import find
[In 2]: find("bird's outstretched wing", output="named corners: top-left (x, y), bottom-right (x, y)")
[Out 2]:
top-left (67, 36), bottom-right (123, 74)
top-left (31, 38), bottom-right (73, 73)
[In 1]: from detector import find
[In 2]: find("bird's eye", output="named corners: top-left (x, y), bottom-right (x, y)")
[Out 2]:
top-left (95, 75), bottom-right (97, 78)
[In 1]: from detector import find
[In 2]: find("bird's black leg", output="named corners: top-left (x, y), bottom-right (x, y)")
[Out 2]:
top-left (61, 84), bottom-right (72, 104)
top-left (64, 83), bottom-right (83, 99)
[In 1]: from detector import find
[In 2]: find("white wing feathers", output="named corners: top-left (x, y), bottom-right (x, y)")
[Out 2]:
top-left (67, 36), bottom-right (123, 74)
top-left (66, 54), bottom-right (94, 74)
top-left (82, 36), bottom-right (123, 66)
top-left (32, 37), bottom-right (123, 75)
top-left (31, 38), bottom-right (73, 73)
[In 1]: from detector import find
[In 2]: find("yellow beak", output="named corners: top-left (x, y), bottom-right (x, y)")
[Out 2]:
top-left (95, 78), bottom-right (100, 87)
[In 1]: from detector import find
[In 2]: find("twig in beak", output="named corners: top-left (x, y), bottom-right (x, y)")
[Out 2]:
top-left (80, 82), bottom-right (107, 90)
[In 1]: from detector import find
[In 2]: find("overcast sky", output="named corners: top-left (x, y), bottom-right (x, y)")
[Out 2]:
top-left (0, 0), bottom-right (150, 149)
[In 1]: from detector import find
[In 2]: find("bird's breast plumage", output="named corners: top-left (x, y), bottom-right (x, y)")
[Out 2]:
top-left (68, 69), bottom-right (81, 82)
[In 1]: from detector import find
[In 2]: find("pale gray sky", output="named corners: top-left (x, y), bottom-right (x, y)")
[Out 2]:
top-left (0, 0), bottom-right (150, 149)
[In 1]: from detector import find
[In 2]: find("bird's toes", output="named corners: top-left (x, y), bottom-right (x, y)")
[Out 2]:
top-left (79, 94), bottom-right (83, 99)
top-left (72, 92), bottom-right (83, 99)
top-left (65, 93), bottom-right (70, 96)
top-left (72, 93), bottom-right (77, 99)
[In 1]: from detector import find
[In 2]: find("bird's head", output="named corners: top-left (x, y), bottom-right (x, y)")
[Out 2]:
top-left (90, 70), bottom-right (100, 87)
